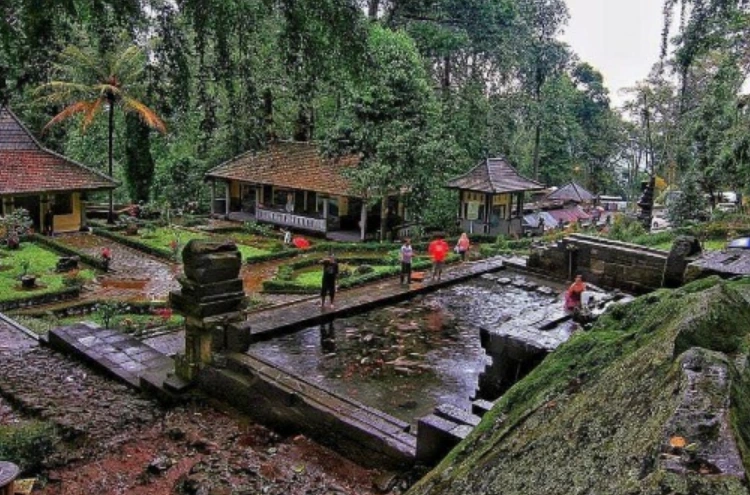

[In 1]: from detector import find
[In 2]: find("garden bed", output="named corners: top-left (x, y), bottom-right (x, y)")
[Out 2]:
top-left (0, 243), bottom-right (95, 310)
top-left (11, 301), bottom-right (184, 336)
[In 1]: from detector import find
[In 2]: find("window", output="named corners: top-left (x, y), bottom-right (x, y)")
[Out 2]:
top-left (54, 194), bottom-right (73, 215)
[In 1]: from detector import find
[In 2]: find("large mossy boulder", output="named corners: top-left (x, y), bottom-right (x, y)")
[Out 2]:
top-left (408, 277), bottom-right (750, 495)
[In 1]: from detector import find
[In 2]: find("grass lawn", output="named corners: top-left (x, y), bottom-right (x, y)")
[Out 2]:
top-left (137, 227), bottom-right (209, 257)
top-left (0, 243), bottom-right (96, 303)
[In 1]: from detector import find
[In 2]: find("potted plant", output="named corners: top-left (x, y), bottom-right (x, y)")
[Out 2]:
top-left (19, 259), bottom-right (36, 288)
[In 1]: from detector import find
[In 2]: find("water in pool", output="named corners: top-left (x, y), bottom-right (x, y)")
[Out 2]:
top-left (248, 276), bottom-right (560, 425)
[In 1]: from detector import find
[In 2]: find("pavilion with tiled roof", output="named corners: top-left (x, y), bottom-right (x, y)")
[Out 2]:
top-left (206, 141), bottom-right (403, 240)
top-left (446, 157), bottom-right (545, 236)
top-left (0, 106), bottom-right (117, 232)
top-left (545, 181), bottom-right (596, 204)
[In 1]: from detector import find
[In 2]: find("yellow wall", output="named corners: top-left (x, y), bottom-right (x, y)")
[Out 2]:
top-left (53, 193), bottom-right (82, 233)
top-left (493, 194), bottom-right (511, 207)
top-left (230, 181), bottom-right (241, 200)
top-left (337, 196), bottom-right (349, 216)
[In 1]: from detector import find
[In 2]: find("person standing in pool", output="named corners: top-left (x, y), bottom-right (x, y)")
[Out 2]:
top-left (320, 253), bottom-right (339, 310)
top-left (564, 274), bottom-right (587, 313)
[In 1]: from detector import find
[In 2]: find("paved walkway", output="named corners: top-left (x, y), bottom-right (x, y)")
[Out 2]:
top-left (0, 314), bottom-right (36, 351)
top-left (48, 323), bottom-right (174, 389)
top-left (55, 233), bottom-right (181, 302)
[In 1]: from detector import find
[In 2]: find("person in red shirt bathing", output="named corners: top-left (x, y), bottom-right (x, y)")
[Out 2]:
top-left (428, 234), bottom-right (449, 282)
top-left (564, 274), bottom-right (587, 313)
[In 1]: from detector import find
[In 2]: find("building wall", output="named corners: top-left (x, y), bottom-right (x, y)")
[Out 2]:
top-left (53, 192), bottom-right (82, 233)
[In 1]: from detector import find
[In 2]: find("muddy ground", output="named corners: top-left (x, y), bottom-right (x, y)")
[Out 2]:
top-left (0, 335), bottom-right (410, 495)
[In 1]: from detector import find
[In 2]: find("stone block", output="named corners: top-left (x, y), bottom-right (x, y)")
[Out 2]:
top-left (435, 403), bottom-right (481, 427)
top-left (170, 291), bottom-right (245, 319)
top-left (416, 414), bottom-right (462, 464)
top-left (182, 240), bottom-right (242, 284)
top-left (178, 277), bottom-right (244, 299)
top-left (471, 399), bottom-right (494, 417)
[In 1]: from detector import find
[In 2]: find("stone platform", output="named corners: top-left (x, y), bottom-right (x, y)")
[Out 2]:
top-left (48, 323), bottom-right (175, 390)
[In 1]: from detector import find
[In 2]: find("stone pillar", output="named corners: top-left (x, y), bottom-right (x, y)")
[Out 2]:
top-left (637, 177), bottom-right (655, 231)
top-left (170, 240), bottom-right (248, 382)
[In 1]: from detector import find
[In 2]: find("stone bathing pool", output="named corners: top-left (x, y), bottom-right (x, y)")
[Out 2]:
top-left (248, 272), bottom-right (573, 427)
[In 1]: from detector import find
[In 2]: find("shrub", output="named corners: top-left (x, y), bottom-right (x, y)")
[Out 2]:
top-left (608, 215), bottom-right (646, 242)
top-left (0, 421), bottom-right (58, 473)
top-left (244, 221), bottom-right (274, 238)
top-left (277, 265), bottom-right (294, 281)
top-left (356, 264), bottom-right (374, 274)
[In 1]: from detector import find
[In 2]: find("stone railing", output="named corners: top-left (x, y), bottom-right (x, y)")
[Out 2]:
top-left (256, 206), bottom-right (327, 233)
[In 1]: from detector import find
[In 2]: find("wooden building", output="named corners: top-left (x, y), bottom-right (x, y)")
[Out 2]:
top-left (544, 181), bottom-right (596, 205)
top-left (446, 157), bottom-right (545, 236)
top-left (0, 106), bottom-right (117, 233)
top-left (206, 141), bottom-right (404, 241)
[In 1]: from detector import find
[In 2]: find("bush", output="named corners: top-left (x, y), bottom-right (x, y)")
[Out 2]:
top-left (244, 221), bottom-right (275, 238)
top-left (0, 421), bottom-right (58, 473)
top-left (277, 265), bottom-right (294, 281)
top-left (356, 264), bottom-right (374, 274)
top-left (608, 215), bottom-right (647, 242)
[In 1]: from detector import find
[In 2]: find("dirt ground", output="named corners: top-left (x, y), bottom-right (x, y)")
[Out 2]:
top-left (0, 324), bottom-right (405, 495)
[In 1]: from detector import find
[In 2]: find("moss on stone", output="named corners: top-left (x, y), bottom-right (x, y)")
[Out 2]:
top-left (408, 277), bottom-right (750, 495)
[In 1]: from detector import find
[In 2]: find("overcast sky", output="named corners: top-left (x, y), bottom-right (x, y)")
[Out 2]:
top-left (561, 0), bottom-right (665, 108)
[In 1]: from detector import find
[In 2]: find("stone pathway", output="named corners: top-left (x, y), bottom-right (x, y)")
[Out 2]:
top-left (55, 233), bottom-right (181, 302)
top-left (48, 323), bottom-right (174, 389)
top-left (0, 313), bottom-right (36, 351)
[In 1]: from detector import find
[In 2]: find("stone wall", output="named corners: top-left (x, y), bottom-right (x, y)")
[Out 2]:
top-left (528, 234), bottom-right (669, 293)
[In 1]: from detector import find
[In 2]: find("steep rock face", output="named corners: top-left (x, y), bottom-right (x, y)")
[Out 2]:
top-left (408, 277), bottom-right (750, 495)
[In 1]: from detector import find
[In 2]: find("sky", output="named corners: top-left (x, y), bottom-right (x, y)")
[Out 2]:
top-left (561, 0), bottom-right (666, 108)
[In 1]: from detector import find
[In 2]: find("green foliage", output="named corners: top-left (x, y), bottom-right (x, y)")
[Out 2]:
top-left (0, 421), bottom-right (58, 473)
top-left (95, 301), bottom-right (129, 329)
top-left (244, 221), bottom-right (275, 238)
top-left (608, 215), bottom-right (647, 242)
top-left (0, 208), bottom-right (33, 248)
top-left (668, 172), bottom-right (709, 227)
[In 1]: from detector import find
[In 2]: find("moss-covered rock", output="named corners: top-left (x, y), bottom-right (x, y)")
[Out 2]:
top-left (407, 277), bottom-right (750, 495)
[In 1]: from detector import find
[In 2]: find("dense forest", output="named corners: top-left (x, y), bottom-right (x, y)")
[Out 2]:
top-left (1, 0), bottom-right (748, 227)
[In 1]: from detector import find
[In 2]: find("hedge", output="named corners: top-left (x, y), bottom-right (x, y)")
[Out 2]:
top-left (0, 286), bottom-right (80, 312)
top-left (31, 234), bottom-right (108, 271)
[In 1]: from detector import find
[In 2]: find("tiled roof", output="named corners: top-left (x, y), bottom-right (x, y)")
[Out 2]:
top-left (0, 106), bottom-right (117, 195)
top-left (545, 181), bottom-right (595, 203)
top-left (446, 157), bottom-right (545, 194)
top-left (206, 141), bottom-right (361, 197)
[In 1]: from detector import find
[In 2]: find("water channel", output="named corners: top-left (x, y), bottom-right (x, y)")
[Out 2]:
top-left (248, 273), bottom-right (568, 426)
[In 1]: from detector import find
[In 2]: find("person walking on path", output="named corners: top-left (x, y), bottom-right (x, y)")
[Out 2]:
top-left (428, 234), bottom-right (449, 282)
top-left (400, 238), bottom-right (413, 285)
top-left (320, 253), bottom-right (339, 310)
top-left (456, 233), bottom-right (471, 262)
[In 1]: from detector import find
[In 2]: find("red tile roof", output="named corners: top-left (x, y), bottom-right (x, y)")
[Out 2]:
top-left (446, 157), bottom-right (545, 194)
top-left (206, 141), bottom-right (362, 197)
top-left (0, 106), bottom-right (117, 195)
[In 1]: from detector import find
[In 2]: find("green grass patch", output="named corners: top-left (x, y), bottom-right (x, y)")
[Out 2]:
top-left (13, 308), bottom-right (184, 335)
top-left (0, 243), bottom-right (95, 303)
top-left (0, 420), bottom-right (58, 473)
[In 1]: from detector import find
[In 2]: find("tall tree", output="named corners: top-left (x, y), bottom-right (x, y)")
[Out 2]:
top-left (36, 38), bottom-right (166, 221)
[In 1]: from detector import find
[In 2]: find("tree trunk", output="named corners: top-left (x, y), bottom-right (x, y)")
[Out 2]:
top-left (107, 101), bottom-right (115, 224)
top-left (379, 197), bottom-right (387, 242)
top-left (532, 124), bottom-right (541, 181)
top-left (368, 0), bottom-right (380, 19)
top-left (442, 55), bottom-right (451, 98)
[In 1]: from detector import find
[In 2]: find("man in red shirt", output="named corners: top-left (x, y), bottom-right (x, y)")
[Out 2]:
top-left (428, 234), bottom-right (449, 282)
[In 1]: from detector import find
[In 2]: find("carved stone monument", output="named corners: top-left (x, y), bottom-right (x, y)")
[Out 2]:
top-left (170, 240), bottom-right (248, 381)
top-left (637, 176), bottom-right (656, 231)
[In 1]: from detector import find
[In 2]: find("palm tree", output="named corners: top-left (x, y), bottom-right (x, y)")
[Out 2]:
top-left (36, 40), bottom-right (166, 223)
